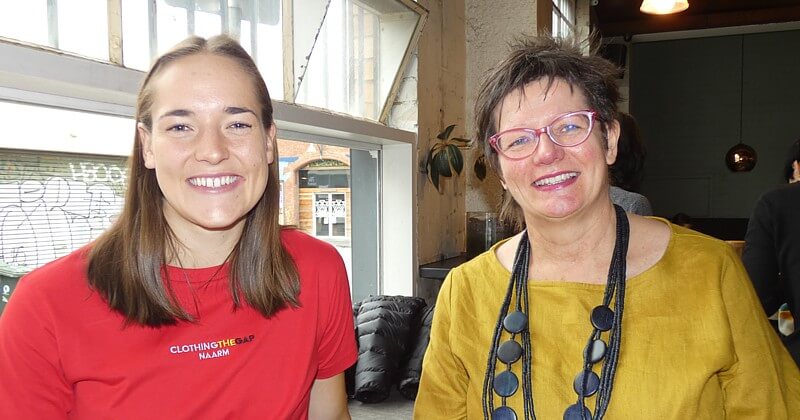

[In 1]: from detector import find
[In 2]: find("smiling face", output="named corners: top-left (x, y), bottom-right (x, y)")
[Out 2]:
top-left (494, 78), bottom-right (619, 222)
top-left (138, 53), bottom-right (274, 237)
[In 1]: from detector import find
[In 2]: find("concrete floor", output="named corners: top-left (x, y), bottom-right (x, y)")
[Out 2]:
top-left (348, 393), bottom-right (415, 420)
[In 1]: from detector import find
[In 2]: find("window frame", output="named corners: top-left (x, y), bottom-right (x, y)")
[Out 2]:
top-left (0, 0), bottom-right (420, 297)
top-left (551, 0), bottom-right (576, 38)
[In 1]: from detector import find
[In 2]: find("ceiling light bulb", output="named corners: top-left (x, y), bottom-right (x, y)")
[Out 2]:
top-left (640, 0), bottom-right (689, 15)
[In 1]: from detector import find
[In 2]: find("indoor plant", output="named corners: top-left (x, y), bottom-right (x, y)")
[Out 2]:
top-left (422, 124), bottom-right (469, 191)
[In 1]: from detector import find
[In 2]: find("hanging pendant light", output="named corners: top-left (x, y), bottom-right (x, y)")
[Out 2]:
top-left (726, 144), bottom-right (757, 172)
top-left (725, 35), bottom-right (757, 173)
top-left (640, 0), bottom-right (689, 15)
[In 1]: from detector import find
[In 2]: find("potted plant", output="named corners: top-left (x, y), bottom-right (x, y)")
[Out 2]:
top-left (422, 124), bottom-right (470, 191)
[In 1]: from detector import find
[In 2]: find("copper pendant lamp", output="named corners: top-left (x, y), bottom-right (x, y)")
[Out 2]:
top-left (640, 0), bottom-right (689, 15)
top-left (726, 35), bottom-right (757, 173)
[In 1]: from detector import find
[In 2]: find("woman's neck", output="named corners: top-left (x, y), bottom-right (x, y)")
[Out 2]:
top-left (165, 219), bottom-right (245, 268)
top-left (522, 201), bottom-right (618, 282)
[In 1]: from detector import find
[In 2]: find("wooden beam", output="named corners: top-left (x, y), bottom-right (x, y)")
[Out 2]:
top-left (108, 0), bottom-right (123, 65)
top-left (599, 6), bottom-right (800, 36)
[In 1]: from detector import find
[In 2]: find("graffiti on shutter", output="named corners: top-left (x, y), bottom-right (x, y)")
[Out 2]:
top-left (0, 150), bottom-right (128, 271)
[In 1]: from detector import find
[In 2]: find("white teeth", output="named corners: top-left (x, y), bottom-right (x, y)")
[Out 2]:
top-left (189, 176), bottom-right (237, 188)
top-left (535, 172), bottom-right (577, 186)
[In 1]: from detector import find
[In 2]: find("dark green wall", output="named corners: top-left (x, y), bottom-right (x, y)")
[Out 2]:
top-left (630, 30), bottom-right (800, 219)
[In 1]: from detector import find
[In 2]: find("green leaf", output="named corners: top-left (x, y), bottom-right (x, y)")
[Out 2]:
top-left (474, 154), bottom-right (487, 181)
top-left (435, 150), bottom-right (452, 177)
top-left (431, 142), bottom-right (446, 153)
top-left (437, 124), bottom-right (456, 140)
top-left (448, 144), bottom-right (464, 175)
top-left (430, 164), bottom-right (440, 190)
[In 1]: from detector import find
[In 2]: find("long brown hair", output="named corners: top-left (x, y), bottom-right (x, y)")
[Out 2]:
top-left (473, 34), bottom-right (621, 229)
top-left (88, 35), bottom-right (299, 326)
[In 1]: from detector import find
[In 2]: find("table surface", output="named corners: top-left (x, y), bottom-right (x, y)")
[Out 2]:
top-left (419, 253), bottom-right (471, 280)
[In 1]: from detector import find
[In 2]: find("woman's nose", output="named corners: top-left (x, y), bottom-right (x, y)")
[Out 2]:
top-left (194, 128), bottom-right (229, 164)
top-left (529, 133), bottom-right (564, 165)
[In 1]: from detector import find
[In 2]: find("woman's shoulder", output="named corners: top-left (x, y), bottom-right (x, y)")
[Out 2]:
top-left (642, 217), bottom-right (735, 265)
top-left (445, 239), bottom-right (512, 294)
top-left (278, 228), bottom-right (347, 291)
top-left (5, 247), bottom-right (94, 314)
top-left (16, 247), bottom-right (91, 291)
top-left (279, 228), bottom-right (341, 262)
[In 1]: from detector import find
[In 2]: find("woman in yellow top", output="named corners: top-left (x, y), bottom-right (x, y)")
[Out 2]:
top-left (414, 36), bottom-right (800, 420)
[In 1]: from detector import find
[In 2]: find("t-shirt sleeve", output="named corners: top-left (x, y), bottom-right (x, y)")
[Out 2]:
top-left (0, 275), bottom-right (72, 419)
top-left (633, 195), bottom-right (653, 216)
top-left (314, 247), bottom-right (357, 379)
top-left (413, 270), bottom-right (468, 419)
top-left (718, 247), bottom-right (800, 417)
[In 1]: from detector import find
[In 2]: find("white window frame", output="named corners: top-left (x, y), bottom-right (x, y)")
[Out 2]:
top-left (0, 36), bottom-right (417, 297)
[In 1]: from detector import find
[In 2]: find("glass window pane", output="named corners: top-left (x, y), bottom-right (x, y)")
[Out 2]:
top-left (122, 0), bottom-right (151, 70)
top-left (294, 0), bottom-right (421, 121)
top-left (0, 0), bottom-right (108, 61)
top-left (0, 2), bottom-right (49, 47)
top-left (0, 102), bottom-right (132, 273)
top-left (194, 10), bottom-right (222, 39)
top-left (58, 0), bottom-right (109, 60)
top-left (157, 0), bottom-right (190, 56)
top-left (277, 138), bottom-right (375, 297)
top-left (122, 0), bottom-right (284, 98)
top-left (0, 102), bottom-right (133, 157)
top-left (256, 2), bottom-right (285, 100)
top-left (552, 0), bottom-right (575, 38)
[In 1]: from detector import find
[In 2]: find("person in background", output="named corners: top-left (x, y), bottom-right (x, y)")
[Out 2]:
top-left (742, 138), bottom-right (800, 366)
top-left (0, 35), bottom-right (356, 419)
top-left (414, 35), bottom-right (799, 420)
top-left (786, 138), bottom-right (800, 184)
top-left (609, 112), bottom-right (653, 216)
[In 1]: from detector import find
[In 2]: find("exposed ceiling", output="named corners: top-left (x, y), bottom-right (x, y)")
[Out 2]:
top-left (593, 0), bottom-right (800, 38)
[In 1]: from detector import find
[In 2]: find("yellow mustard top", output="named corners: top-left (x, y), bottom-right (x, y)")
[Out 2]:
top-left (414, 222), bottom-right (800, 419)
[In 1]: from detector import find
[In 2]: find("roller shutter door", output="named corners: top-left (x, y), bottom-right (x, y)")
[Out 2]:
top-left (0, 149), bottom-right (128, 271)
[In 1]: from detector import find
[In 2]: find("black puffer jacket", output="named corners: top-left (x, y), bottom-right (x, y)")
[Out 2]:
top-left (353, 295), bottom-right (426, 403)
top-left (398, 304), bottom-right (435, 400)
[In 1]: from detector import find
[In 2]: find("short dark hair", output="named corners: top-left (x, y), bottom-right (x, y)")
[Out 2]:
top-left (609, 112), bottom-right (646, 191)
top-left (784, 138), bottom-right (800, 182)
top-left (473, 35), bottom-right (622, 228)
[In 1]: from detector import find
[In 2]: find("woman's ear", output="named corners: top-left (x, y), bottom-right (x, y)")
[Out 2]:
top-left (604, 120), bottom-right (621, 166)
top-left (792, 160), bottom-right (800, 183)
top-left (266, 123), bottom-right (277, 165)
top-left (138, 123), bottom-right (155, 169)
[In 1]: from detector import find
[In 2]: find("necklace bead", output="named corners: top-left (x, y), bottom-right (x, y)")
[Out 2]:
top-left (585, 339), bottom-right (607, 364)
top-left (492, 406), bottom-right (518, 420)
top-left (503, 311), bottom-right (528, 334)
top-left (493, 370), bottom-right (519, 397)
top-left (563, 403), bottom-right (593, 420)
top-left (498, 340), bottom-right (523, 364)
top-left (590, 305), bottom-right (614, 331)
top-left (573, 370), bottom-right (600, 397)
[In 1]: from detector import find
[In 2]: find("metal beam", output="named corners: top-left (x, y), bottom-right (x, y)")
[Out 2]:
top-left (599, 6), bottom-right (800, 36)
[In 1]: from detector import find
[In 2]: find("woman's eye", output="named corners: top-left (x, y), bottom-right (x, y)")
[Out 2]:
top-left (228, 122), bottom-right (253, 131)
top-left (508, 135), bottom-right (532, 148)
top-left (557, 124), bottom-right (579, 133)
top-left (167, 124), bottom-right (191, 132)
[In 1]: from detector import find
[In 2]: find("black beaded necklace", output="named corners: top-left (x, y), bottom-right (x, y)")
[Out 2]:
top-left (482, 204), bottom-right (630, 420)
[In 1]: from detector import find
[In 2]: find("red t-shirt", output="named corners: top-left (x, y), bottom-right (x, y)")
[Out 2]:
top-left (0, 229), bottom-right (357, 419)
